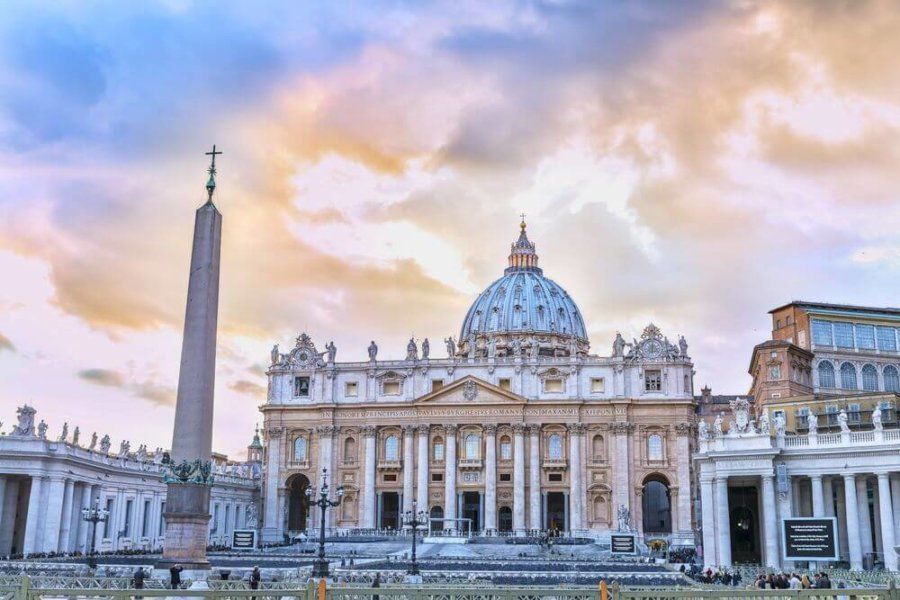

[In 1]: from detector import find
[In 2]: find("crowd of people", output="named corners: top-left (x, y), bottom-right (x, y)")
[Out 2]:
top-left (685, 566), bottom-right (743, 585)
top-left (753, 572), bottom-right (833, 589)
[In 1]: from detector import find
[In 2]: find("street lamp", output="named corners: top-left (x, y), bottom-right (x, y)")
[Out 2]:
top-left (81, 500), bottom-right (109, 569)
top-left (402, 501), bottom-right (427, 576)
top-left (305, 468), bottom-right (343, 578)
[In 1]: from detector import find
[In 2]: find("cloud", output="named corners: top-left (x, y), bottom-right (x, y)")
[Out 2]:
top-left (132, 381), bottom-right (176, 407)
top-left (78, 368), bottom-right (126, 388)
top-left (0, 332), bottom-right (13, 352)
top-left (76, 368), bottom-right (175, 406)
top-left (229, 380), bottom-right (266, 396)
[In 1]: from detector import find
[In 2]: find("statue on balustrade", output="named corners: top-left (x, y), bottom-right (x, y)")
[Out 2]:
top-left (806, 411), bottom-right (817, 435)
top-left (872, 405), bottom-right (883, 431)
top-left (837, 409), bottom-right (850, 433)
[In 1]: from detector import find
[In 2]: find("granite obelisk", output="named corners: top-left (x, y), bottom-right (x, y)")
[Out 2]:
top-left (160, 146), bottom-right (223, 571)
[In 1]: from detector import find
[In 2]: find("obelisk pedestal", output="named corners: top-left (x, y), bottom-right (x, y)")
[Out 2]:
top-left (158, 148), bottom-right (223, 573)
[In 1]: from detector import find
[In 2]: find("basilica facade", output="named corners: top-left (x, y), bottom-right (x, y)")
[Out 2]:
top-left (259, 222), bottom-right (697, 546)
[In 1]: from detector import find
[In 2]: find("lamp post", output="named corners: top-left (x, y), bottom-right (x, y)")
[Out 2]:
top-left (306, 468), bottom-right (343, 578)
top-left (402, 501), bottom-right (427, 576)
top-left (81, 500), bottom-right (109, 569)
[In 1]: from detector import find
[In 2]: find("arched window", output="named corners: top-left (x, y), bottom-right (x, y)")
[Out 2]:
top-left (647, 434), bottom-right (663, 461)
top-left (840, 362), bottom-right (858, 390)
top-left (548, 433), bottom-right (563, 460)
top-left (433, 437), bottom-right (444, 461)
top-left (818, 361), bottom-right (835, 388)
top-left (343, 438), bottom-right (357, 463)
top-left (293, 437), bottom-right (307, 462)
top-left (592, 435), bottom-right (604, 460)
top-left (385, 435), bottom-right (399, 461)
top-left (884, 366), bottom-right (900, 393)
top-left (499, 435), bottom-right (512, 460)
top-left (465, 434), bottom-right (480, 459)
top-left (593, 496), bottom-right (606, 522)
top-left (862, 364), bottom-right (878, 391)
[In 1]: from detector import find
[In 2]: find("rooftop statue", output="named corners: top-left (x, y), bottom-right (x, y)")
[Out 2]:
top-left (678, 335), bottom-right (689, 358)
top-left (367, 340), bottom-right (378, 361)
top-left (270, 344), bottom-right (280, 366)
top-left (72, 426), bottom-right (80, 446)
top-left (89, 432), bottom-right (98, 451)
top-left (12, 405), bottom-right (36, 436)
top-left (100, 434), bottom-right (111, 454)
top-left (59, 422), bottom-right (68, 442)
top-left (406, 337), bottom-right (418, 361)
top-left (326, 341), bottom-right (337, 364)
top-left (37, 420), bottom-right (47, 439)
top-left (421, 338), bottom-right (430, 360)
top-left (443, 336), bottom-right (455, 358)
top-left (612, 333), bottom-right (626, 357)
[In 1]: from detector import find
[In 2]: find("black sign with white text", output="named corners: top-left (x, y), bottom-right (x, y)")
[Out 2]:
top-left (232, 529), bottom-right (257, 550)
top-left (610, 534), bottom-right (636, 555)
top-left (782, 518), bottom-right (838, 560)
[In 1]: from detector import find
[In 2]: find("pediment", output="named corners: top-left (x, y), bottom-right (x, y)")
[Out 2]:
top-left (414, 375), bottom-right (526, 405)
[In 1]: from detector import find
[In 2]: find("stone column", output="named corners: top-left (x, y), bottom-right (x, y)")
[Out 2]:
top-left (714, 476), bottom-right (731, 567)
top-left (611, 422), bottom-right (632, 516)
top-left (761, 474), bottom-right (780, 569)
top-left (843, 474), bottom-right (863, 570)
top-left (162, 168), bottom-right (223, 570)
top-left (443, 425), bottom-right (458, 529)
top-left (484, 424), bottom-right (497, 532)
top-left (316, 425), bottom-right (335, 533)
top-left (891, 476), bottom-right (900, 541)
top-left (823, 477), bottom-right (835, 517)
top-left (416, 425), bottom-right (429, 517)
top-left (513, 423), bottom-right (526, 534)
top-left (568, 424), bottom-right (584, 532)
top-left (58, 479), bottom-right (76, 552)
top-left (262, 428), bottom-right (283, 542)
top-left (877, 473), bottom-right (897, 570)
top-left (402, 426), bottom-right (415, 521)
top-left (675, 423), bottom-right (693, 532)
top-left (810, 475), bottom-right (825, 517)
top-left (0, 478), bottom-right (19, 555)
top-left (362, 426), bottom-right (377, 529)
top-left (856, 477), bottom-right (874, 559)
top-left (777, 472), bottom-right (794, 569)
top-left (23, 476), bottom-right (44, 556)
top-left (528, 424), bottom-right (541, 531)
top-left (0, 476), bottom-right (5, 541)
top-left (41, 476), bottom-right (66, 553)
top-left (700, 476), bottom-right (717, 569)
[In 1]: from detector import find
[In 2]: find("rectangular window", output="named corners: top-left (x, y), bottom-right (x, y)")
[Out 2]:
top-left (431, 379), bottom-right (444, 391)
top-left (431, 473), bottom-right (443, 482)
top-left (433, 441), bottom-right (444, 461)
top-left (878, 326), bottom-right (897, 352)
top-left (833, 322), bottom-right (854, 348)
top-left (159, 501), bottom-right (166, 536)
top-left (769, 365), bottom-right (781, 380)
top-left (224, 505), bottom-right (231, 534)
top-left (772, 393), bottom-right (781, 399)
top-left (590, 377), bottom-right (605, 393)
top-left (383, 381), bottom-right (401, 395)
top-left (548, 473), bottom-right (563, 482)
top-left (498, 378), bottom-right (511, 391)
top-left (383, 474), bottom-right (397, 482)
top-left (855, 324), bottom-right (876, 350)
top-left (104, 498), bottom-right (114, 537)
top-left (499, 473), bottom-right (511, 482)
top-left (812, 320), bottom-right (833, 346)
top-left (212, 505), bottom-right (219, 533)
top-left (826, 405), bottom-right (838, 426)
top-left (345, 381), bottom-right (358, 397)
top-left (644, 370), bottom-right (662, 392)
top-left (293, 376), bottom-right (310, 397)
top-left (543, 378), bottom-right (563, 393)
top-left (848, 403), bottom-right (861, 423)
top-left (123, 499), bottom-right (133, 537)
top-left (141, 500), bottom-right (151, 537)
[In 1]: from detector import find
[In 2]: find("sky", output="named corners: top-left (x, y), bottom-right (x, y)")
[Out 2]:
top-left (1, 1), bottom-right (900, 458)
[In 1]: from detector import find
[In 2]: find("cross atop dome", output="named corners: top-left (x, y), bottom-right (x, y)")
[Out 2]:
top-left (507, 216), bottom-right (540, 273)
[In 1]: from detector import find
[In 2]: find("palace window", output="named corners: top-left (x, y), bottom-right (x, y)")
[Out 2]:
top-left (818, 361), bottom-right (835, 388)
top-left (834, 323), bottom-right (854, 348)
top-left (499, 473), bottom-right (511, 482)
top-left (548, 434), bottom-right (563, 460)
top-left (826, 405), bottom-right (838, 426)
top-left (383, 474), bottom-right (397, 483)
top-left (840, 362), bottom-right (858, 389)
top-left (884, 366), bottom-right (900, 392)
top-left (856, 324), bottom-right (876, 350)
top-left (345, 381), bottom-right (358, 397)
top-left (431, 473), bottom-right (443, 482)
top-left (812, 320), bottom-right (833, 346)
top-left (431, 379), bottom-right (444, 391)
top-left (293, 437), bottom-right (308, 462)
top-left (592, 434), bottom-right (604, 460)
top-left (383, 381), bottom-right (401, 395)
top-left (498, 378), bottom-right (511, 391)
top-left (848, 403), bottom-right (861, 423)
top-left (343, 438), bottom-right (357, 463)
top-left (548, 473), bottom-right (563, 482)
top-left (294, 376), bottom-right (310, 397)
top-left (862, 364), bottom-right (878, 391)
top-left (465, 434), bottom-right (480, 459)
top-left (647, 434), bottom-right (663, 461)
top-left (878, 326), bottom-right (897, 352)
top-left (384, 435), bottom-right (399, 461)
top-left (590, 378), bottom-right (605, 393)
top-left (543, 378), bottom-right (564, 393)
top-left (644, 370), bottom-right (662, 392)
top-left (499, 435), bottom-right (512, 460)
top-left (433, 437), bottom-right (444, 461)
top-left (769, 365), bottom-right (781, 380)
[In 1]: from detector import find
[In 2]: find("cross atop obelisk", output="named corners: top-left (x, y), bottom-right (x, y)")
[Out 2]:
top-left (204, 145), bottom-right (222, 204)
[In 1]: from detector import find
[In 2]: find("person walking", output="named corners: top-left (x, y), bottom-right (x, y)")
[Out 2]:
top-left (250, 566), bottom-right (261, 590)
top-left (372, 572), bottom-right (381, 600)
top-left (132, 567), bottom-right (145, 600)
top-left (169, 564), bottom-right (184, 590)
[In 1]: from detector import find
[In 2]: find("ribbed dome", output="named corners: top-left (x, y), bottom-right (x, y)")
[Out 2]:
top-left (459, 220), bottom-right (587, 342)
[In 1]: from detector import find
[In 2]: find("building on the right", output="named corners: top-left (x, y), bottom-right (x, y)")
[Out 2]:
top-left (695, 301), bottom-right (900, 572)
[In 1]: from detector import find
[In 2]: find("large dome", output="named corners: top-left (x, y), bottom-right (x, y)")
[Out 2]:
top-left (458, 220), bottom-right (588, 358)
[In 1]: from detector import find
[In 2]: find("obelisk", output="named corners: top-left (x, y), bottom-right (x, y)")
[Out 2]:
top-left (159, 146), bottom-right (223, 572)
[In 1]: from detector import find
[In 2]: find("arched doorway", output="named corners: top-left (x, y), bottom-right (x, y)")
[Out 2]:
top-left (498, 506), bottom-right (513, 532)
top-left (287, 474), bottom-right (310, 533)
top-left (641, 475), bottom-right (671, 534)
top-left (429, 506), bottom-right (444, 532)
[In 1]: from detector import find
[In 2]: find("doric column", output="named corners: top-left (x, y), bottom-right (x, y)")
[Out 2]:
top-left (0, 478), bottom-right (19, 555)
top-left (402, 426), bottom-right (415, 519)
top-left (42, 476), bottom-right (66, 553)
top-left (0, 477), bottom-right (5, 543)
top-left (262, 427), bottom-right (283, 542)
top-left (700, 476), bottom-right (717, 569)
top-left (761, 474), bottom-right (780, 569)
top-left (611, 421), bottom-right (632, 515)
top-left (443, 425), bottom-right (458, 529)
top-left (856, 477), bottom-right (874, 558)
top-left (568, 423), bottom-right (584, 532)
top-left (58, 479), bottom-right (76, 552)
top-left (811, 475), bottom-right (825, 517)
top-left (843, 474), bottom-right (863, 570)
top-left (877, 473), bottom-right (897, 570)
top-left (484, 424), bottom-right (498, 532)
top-left (23, 476), bottom-right (44, 556)
top-left (528, 424), bottom-right (541, 531)
top-left (513, 423), bottom-right (526, 534)
top-left (362, 425), bottom-right (377, 529)
top-left (714, 476), bottom-right (731, 567)
top-left (675, 423), bottom-right (693, 532)
top-left (416, 425), bottom-right (429, 517)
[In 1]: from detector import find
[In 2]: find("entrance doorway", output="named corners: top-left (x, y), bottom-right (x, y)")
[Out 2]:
top-left (429, 506), bottom-right (443, 532)
top-left (462, 492), bottom-right (481, 533)
top-left (287, 474), bottom-right (310, 532)
top-left (546, 492), bottom-right (566, 533)
top-left (498, 506), bottom-right (513, 532)
top-left (641, 475), bottom-right (672, 534)
top-left (380, 492), bottom-right (400, 530)
top-left (728, 486), bottom-right (761, 564)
